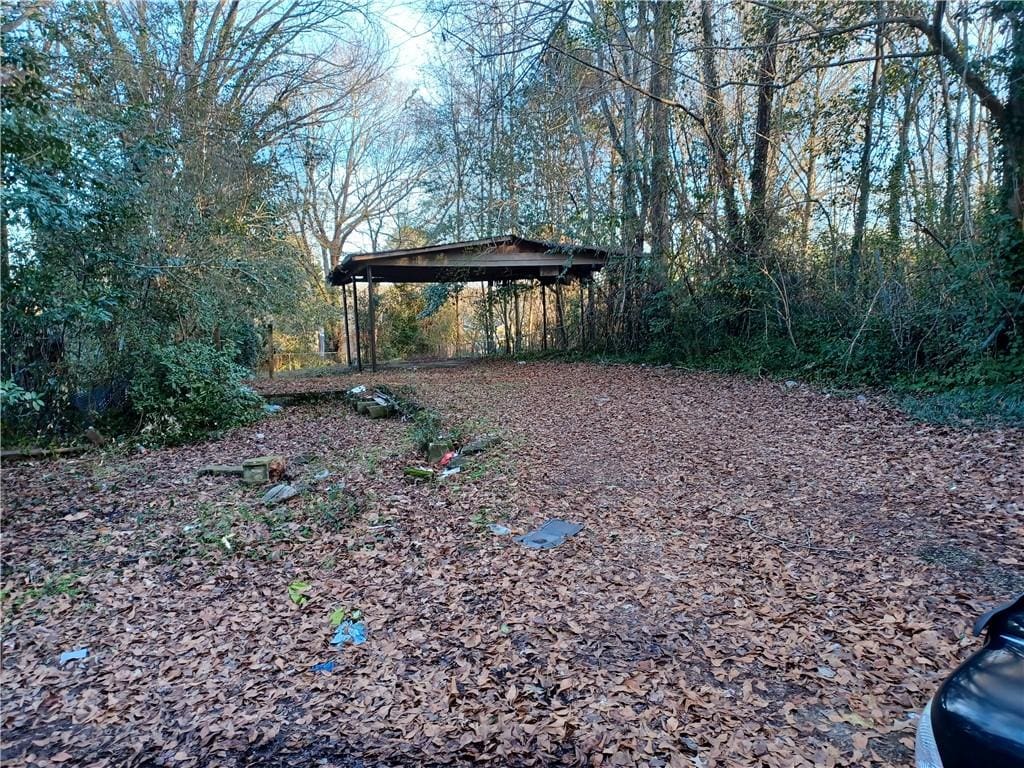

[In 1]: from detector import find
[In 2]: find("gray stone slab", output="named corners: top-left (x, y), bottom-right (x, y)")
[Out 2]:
top-left (515, 519), bottom-right (583, 549)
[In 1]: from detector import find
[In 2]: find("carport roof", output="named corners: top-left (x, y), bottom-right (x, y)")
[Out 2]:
top-left (327, 235), bottom-right (617, 285)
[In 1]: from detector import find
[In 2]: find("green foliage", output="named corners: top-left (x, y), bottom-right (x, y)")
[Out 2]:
top-left (329, 606), bottom-right (362, 627)
top-left (288, 581), bottom-right (311, 607)
top-left (896, 384), bottom-right (1024, 428)
top-left (130, 342), bottom-right (263, 444)
top-left (409, 409), bottom-right (443, 453)
top-left (1, 7), bottom-right (310, 444)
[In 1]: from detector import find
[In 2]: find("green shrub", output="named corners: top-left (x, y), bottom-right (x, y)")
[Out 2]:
top-left (409, 409), bottom-right (442, 453)
top-left (0, 380), bottom-right (46, 442)
top-left (130, 341), bottom-right (263, 444)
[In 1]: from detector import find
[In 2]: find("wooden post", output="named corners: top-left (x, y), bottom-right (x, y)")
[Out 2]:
top-left (352, 279), bottom-right (362, 372)
top-left (266, 323), bottom-right (274, 379)
top-left (578, 279), bottom-right (584, 349)
top-left (513, 281), bottom-right (521, 354)
top-left (541, 282), bottom-right (548, 351)
top-left (341, 284), bottom-right (352, 366)
top-left (587, 277), bottom-right (595, 347)
top-left (486, 280), bottom-right (494, 355)
top-left (367, 266), bottom-right (377, 372)
top-left (555, 282), bottom-right (567, 348)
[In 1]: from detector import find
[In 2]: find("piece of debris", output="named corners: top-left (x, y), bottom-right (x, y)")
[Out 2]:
top-left (461, 435), bottom-right (500, 455)
top-left (440, 450), bottom-right (456, 467)
top-left (197, 464), bottom-right (244, 477)
top-left (427, 442), bottom-right (449, 463)
top-left (817, 665), bottom-right (837, 679)
top-left (515, 519), bottom-right (584, 549)
top-left (312, 469), bottom-right (331, 481)
top-left (348, 385), bottom-right (367, 396)
top-left (488, 523), bottom-right (511, 536)
top-left (784, 380), bottom-right (799, 389)
top-left (59, 648), bottom-right (89, 665)
top-left (262, 483), bottom-right (299, 506)
top-left (439, 467), bottom-right (461, 480)
top-left (366, 404), bottom-right (392, 419)
top-left (404, 466), bottom-right (434, 481)
top-left (311, 660), bottom-right (337, 673)
top-left (331, 620), bottom-right (367, 647)
top-left (263, 404), bottom-right (283, 414)
top-left (242, 455), bottom-right (286, 484)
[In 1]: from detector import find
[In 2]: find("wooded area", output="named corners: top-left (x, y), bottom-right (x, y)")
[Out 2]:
top-left (3, 4), bottom-right (1023, 765)
top-left (2, 0), bottom-right (1022, 438)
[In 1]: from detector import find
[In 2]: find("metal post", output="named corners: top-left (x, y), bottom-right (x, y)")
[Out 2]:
top-left (367, 266), bottom-right (377, 372)
top-left (541, 282), bottom-right (548, 351)
top-left (341, 285), bottom-right (352, 366)
top-left (352, 279), bottom-right (362, 372)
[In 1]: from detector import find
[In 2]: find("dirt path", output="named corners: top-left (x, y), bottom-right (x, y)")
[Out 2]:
top-left (2, 362), bottom-right (1021, 767)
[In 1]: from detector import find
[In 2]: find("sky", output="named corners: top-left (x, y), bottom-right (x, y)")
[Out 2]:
top-left (377, 1), bottom-right (434, 85)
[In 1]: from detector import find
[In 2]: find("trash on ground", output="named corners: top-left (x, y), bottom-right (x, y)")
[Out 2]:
top-left (59, 648), bottom-right (89, 665)
top-left (331, 620), bottom-right (367, 646)
top-left (263, 404), bottom-right (283, 414)
top-left (439, 450), bottom-right (456, 467)
top-left (311, 660), bottom-right (337, 673)
top-left (263, 483), bottom-right (299, 506)
top-left (312, 469), bottom-right (331, 481)
top-left (515, 518), bottom-right (583, 549)
top-left (242, 455), bottom-right (286, 484)
top-left (488, 523), bottom-right (511, 536)
top-left (438, 467), bottom-right (461, 480)
top-left (348, 385), bottom-right (367, 395)
top-left (198, 464), bottom-right (245, 477)
top-left (426, 441), bottom-right (449, 463)
top-left (461, 435), bottom-right (500, 455)
top-left (404, 466), bottom-right (434, 480)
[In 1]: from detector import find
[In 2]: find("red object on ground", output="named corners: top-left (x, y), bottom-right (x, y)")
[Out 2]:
top-left (440, 451), bottom-right (456, 466)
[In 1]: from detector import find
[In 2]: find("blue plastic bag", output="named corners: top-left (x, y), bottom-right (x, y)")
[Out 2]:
top-left (330, 620), bottom-right (367, 646)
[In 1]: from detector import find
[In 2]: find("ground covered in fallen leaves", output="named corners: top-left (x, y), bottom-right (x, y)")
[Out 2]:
top-left (3, 361), bottom-right (1022, 768)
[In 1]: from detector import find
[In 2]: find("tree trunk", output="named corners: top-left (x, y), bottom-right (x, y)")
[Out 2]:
top-left (700, 0), bottom-right (741, 255)
top-left (746, 7), bottom-right (781, 261)
top-left (849, 15), bottom-right (885, 293)
top-left (647, 0), bottom-right (675, 289)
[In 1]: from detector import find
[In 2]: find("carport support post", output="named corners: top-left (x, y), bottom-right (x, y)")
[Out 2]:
top-left (341, 285), bottom-right (352, 365)
top-left (352, 279), bottom-right (362, 372)
top-left (578, 279), bottom-right (585, 349)
top-left (587, 277), bottom-right (595, 346)
top-left (541, 282), bottom-right (548, 351)
top-left (486, 281), bottom-right (494, 355)
top-left (367, 266), bottom-right (377, 372)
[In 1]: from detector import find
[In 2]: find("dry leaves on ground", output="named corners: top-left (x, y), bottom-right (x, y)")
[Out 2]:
top-left (2, 361), bottom-right (1021, 767)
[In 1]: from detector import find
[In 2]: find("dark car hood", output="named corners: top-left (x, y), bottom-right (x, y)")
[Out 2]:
top-left (932, 593), bottom-right (1024, 768)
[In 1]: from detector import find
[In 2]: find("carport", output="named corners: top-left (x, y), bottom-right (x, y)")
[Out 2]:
top-left (327, 236), bottom-right (614, 371)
